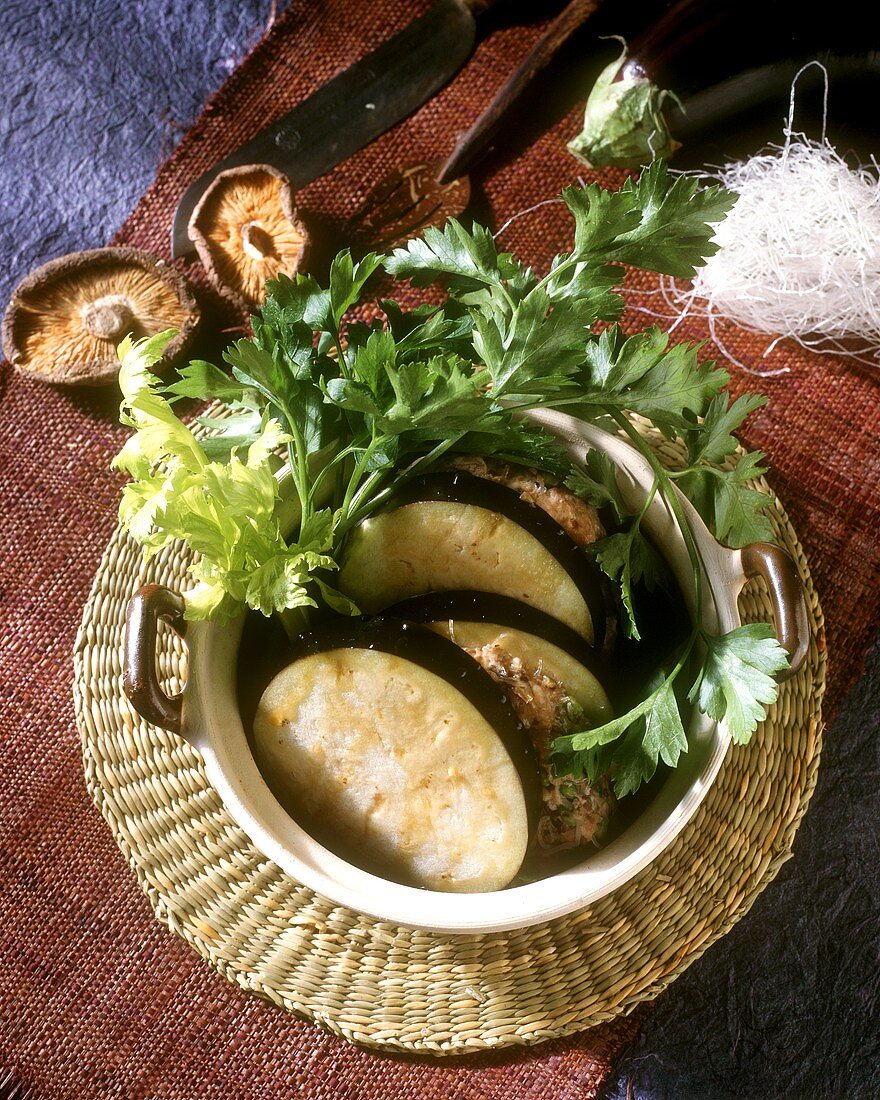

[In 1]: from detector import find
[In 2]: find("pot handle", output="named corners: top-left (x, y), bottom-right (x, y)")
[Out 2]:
top-left (740, 543), bottom-right (810, 681)
top-left (124, 585), bottom-right (187, 733)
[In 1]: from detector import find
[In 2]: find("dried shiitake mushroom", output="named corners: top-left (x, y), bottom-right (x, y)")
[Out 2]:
top-left (2, 247), bottom-right (200, 386)
top-left (187, 164), bottom-right (311, 311)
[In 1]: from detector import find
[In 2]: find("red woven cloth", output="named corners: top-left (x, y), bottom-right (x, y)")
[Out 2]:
top-left (1, 1), bottom-right (878, 1097)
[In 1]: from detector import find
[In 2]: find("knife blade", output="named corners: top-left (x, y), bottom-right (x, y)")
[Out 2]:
top-left (171, 0), bottom-right (497, 258)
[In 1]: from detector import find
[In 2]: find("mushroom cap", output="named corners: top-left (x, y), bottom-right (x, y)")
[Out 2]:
top-left (188, 164), bottom-right (311, 311)
top-left (2, 247), bottom-right (200, 386)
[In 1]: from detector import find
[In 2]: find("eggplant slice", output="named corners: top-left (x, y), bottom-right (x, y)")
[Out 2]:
top-left (337, 473), bottom-right (606, 646)
top-left (380, 591), bottom-right (616, 858)
top-left (251, 620), bottom-right (537, 892)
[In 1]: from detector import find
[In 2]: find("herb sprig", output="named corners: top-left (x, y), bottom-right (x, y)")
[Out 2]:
top-left (114, 161), bottom-right (789, 795)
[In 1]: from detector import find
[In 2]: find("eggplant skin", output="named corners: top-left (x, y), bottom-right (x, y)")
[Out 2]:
top-left (384, 590), bottom-right (605, 679)
top-left (252, 646), bottom-right (530, 892)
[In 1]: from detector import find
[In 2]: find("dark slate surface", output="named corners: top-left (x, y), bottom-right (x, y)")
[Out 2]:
top-left (0, 0), bottom-right (280, 307)
top-left (1, 3), bottom-right (877, 1098)
top-left (607, 639), bottom-right (880, 1100)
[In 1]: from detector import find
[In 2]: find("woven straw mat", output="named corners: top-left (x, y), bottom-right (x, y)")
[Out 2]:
top-left (73, 425), bottom-right (825, 1054)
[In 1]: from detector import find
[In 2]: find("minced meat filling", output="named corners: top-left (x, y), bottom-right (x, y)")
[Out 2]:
top-left (463, 642), bottom-right (615, 853)
top-left (447, 455), bottom-right (605, 548)
top-left (467, 642), bottom-right (567, 732)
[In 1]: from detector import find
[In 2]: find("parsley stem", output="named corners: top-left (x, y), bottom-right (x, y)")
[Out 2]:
top-left (498, 283), bottom-right (517, 314)
top-left (463, 271), bottom-right (517, 314)
top-left (557, 422), bottom-right (704, 762)
top-left (285, 425), bottom-right (311, 529)
top-left (333, 328), bottom-right (350, 381)
top-left (609, 411), bottom-right (706, 621)
top-left (343, 468), bottom-right (387, 526)
top-left (666, 465), bottom-right (725, 483)
top-left (335, 435), bottom-right (463, 542)
top-left (340, 438), bottom-right (379, 518)
top-left (632, 477), bottom-right (659, 528)
top-left (531, 254), bottom-right (578, 297)
top-left (310, 442), bottom-right (360, 497)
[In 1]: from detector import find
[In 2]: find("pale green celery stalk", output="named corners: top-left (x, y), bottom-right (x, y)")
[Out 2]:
top-left (339, 436), bottom-right (382, 519)
top-left (277, 606), bottom-right (312, 640)
top-left (285, 429), bottom-right (312, 532)
top-left (272, 441), bottom-right (346, 641)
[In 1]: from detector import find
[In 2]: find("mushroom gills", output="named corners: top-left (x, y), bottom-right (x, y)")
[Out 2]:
top-left (1, 246), bottom-right (199, 386)
top-left (337, 477), bottom-right (605, 645)
top-left (187, 163), bottom-right (310, 311)
top-left (252, 643), bottom-right (531, 892)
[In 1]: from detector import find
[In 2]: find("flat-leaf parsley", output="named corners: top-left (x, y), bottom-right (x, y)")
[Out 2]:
top-left (114, 161), bottom-right (788, 794)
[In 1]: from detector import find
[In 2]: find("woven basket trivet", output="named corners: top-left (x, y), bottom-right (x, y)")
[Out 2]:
top-left (73, 427), bottom-right (825, 1054)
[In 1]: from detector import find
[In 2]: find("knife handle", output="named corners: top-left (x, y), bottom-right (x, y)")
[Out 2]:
top-left (439, 0), bottom-right (602, 183)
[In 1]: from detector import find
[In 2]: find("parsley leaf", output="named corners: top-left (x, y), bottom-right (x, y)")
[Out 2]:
top-left (553, 672), bottom-right (688, 797)
top-left (460, 423), bottom-right (574, 477)
top-left (262, 252), bottom-right (382, 335)
top-left (688, 624), bottom-right (789, 743)
top-left (574, 326), bottom-right (728, 435)
top-left (590, 527), bottom-right (669, 639)
top-left (565, 450), bottom-right (626, 521)
top-left (384, 219), bottom-right (520, 293)
top-left (472, 287), bottom-right (588, 401)
top-left (686, 392), bottom-right (768, 465)
top-left (578, 160), bottom-right (737, 278)
top-left (324, 335), bottom-right (491, 440)
top-left (224, 337), bottom-right (332, 456)
top-left (612, 681), bottom-right (688, 797)
top-left (677, 450), bottom-right (775, 548)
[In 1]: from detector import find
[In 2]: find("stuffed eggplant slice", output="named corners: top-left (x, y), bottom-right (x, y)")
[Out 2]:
top-left (394, 593), bottom-right (616, 858)
top-left (251, 602), bottom-right (617, 891)
top-left (252, 621), bottom-right (538, 893)
top-left (337, 465), bottom-right (609, 648)
top-left (462, 631), bottom-right (615, 854)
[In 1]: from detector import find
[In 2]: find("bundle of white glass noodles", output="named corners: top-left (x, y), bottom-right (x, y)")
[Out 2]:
top-left (662, 65), bottom-right (880, 375)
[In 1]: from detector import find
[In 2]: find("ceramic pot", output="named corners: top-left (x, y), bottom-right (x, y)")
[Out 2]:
top-left (123, 413), bottom-right (808, 933)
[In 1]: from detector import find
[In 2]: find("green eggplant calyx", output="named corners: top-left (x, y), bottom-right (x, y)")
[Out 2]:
top-left (567, 46), bottom-right (681, 170)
